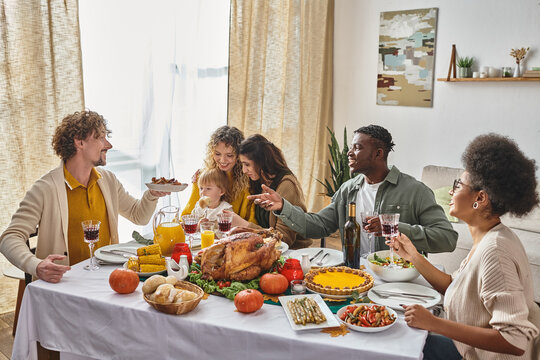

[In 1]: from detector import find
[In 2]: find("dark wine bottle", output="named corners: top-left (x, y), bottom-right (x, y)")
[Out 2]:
top-left (343, 202), bottom-right (361, 268)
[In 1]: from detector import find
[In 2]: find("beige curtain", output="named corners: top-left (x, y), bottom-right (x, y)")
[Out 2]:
top-left (0, 0), bottom-right (84, 232)
top-left (228, 0), bottom-right (334, 212)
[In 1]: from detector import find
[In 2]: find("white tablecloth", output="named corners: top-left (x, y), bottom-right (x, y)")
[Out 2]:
top-left (12, 259), bottom-right (430, 360)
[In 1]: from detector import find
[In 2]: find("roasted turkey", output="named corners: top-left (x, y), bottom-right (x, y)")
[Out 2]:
top-left (195, 228), bottom-right (282, 281)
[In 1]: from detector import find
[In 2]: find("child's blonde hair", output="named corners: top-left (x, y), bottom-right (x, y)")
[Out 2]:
top-left (198, 168), bottom-right (231, 203)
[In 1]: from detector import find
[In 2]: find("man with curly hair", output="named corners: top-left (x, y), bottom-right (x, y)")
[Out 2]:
top-left (249, 124), bottom-right (458, 255)
top-left (0, 110), bottom-right (168, 283)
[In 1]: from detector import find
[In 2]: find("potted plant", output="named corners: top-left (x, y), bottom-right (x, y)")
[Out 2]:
top-left (457, 56), bottom-right (474, 78)
top-left (317, 127), bottom-right (353, 198)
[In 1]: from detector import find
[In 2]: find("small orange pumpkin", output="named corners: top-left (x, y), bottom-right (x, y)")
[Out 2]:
top-left (234, 289), bottom-right (264, 313)
top-left (260, 273), bottom-right (289, 294)
top-left (109, 268), bottom-right (139, 294)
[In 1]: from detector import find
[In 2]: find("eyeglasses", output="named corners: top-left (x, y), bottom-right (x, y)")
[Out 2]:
top-left (452, 178), bottom-right (471, 193)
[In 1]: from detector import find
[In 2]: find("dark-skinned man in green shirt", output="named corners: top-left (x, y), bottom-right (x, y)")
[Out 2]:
top-left (247, 125), bottom-right (457, 254)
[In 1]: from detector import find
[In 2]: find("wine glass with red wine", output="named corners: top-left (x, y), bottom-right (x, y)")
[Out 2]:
top-left (181, 214), bottom-right (199, 249)
top-left (360, 210), bottom-right (378, 259)
top-left (378, 213), bottom-right (400, 268)
top-left (217, 213), bottom-right (233, 238)
top-left (81, 220), bottom-right (101, 271)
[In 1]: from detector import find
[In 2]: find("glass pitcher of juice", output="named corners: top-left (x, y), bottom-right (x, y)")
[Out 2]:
top-left (153, 206), bottom-right (185, 256)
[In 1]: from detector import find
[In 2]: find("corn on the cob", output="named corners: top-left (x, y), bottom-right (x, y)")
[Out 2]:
top-left (127, 257), bottom-right (139, 272)
top-left (140, 264), bottom-right (166, 273)
top-left (137, 244), bottom-right (162, 256)
top-left (139, 254), bottom-right (166, 266)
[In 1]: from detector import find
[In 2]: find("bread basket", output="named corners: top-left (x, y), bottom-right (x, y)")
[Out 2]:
top-left (144, 280), bottom-right (204, 315)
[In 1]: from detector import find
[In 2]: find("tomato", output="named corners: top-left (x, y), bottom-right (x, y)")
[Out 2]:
top-left (360, 314), bottom-right (370, 327)
top-left (234, 289), bottom-right (264, 313)
top-left (109, 268), bottom-right (139, 294)
top-left (259, 273), bottom-right (288, 295)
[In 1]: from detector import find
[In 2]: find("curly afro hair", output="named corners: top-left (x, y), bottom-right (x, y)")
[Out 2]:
top-left (354, 125), bottom-right (395, 159)
top-left (462, 133), bottom-right (539, 217)
top-left (52, 110), bottom-right (111, 162)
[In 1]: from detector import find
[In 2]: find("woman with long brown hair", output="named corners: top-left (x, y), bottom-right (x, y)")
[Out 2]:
top-left (231, 134), bottom-right (311, 249)
top-left (182, 126), bottom-right (256, 223)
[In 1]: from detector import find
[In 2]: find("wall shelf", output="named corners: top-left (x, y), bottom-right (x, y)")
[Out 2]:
top-left (437, 77), bottom-right (540, 82)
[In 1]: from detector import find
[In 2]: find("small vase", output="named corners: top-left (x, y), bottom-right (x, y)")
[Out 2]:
top-left (458, 67), bottom-right (472, 78)
top-left (513, 63), bottom-right (521, 78)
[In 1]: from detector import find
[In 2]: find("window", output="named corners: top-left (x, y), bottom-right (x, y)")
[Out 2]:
top-left (79, 0), bottom-right (230, 238)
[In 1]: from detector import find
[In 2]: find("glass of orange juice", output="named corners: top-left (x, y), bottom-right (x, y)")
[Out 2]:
top-left (200, 222), bottom-right (215, 249)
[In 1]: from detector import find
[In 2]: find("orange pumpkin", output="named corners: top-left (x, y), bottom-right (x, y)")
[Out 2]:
top-left (260, 273), bottom-right (288, 294)
top-left (234, 289), bottom-right (264, 313)
top-left (109, 268), bottom-right (139, 294)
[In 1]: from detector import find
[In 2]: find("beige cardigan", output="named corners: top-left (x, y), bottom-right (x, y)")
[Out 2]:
top-left (444, 223), bottom-right (540, 359)
top-left (0, 164), bottom-right (159, 278)
top-left (248, 174), bottom-right (312, 249)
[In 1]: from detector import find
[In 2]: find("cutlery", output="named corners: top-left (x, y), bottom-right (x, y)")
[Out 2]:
top-left (373, 289), bottom-right (437, 299)
top-left (108, 248), bottom-right (138, 255)
top-left (309, 249), bottom-right (324, 262)
top-left (371, 289), bottom-right (427, 303)
top-left (316, 252), bottom-right (330, 266)
top-left (99, 250), bottom-right (133, 258)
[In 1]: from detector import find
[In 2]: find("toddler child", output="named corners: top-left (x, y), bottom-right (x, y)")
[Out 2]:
top-left (190, 168), bottom-right (233, 222)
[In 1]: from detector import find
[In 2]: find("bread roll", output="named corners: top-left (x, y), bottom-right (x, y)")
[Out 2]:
top-left (142, 275), bottom-right (166, 294)
top-left (165, 276), bottom-right (178, 285)
top-left (153, 284), bottom-right (178, 304)
top-left (174, 289), bottom-right (198, 303)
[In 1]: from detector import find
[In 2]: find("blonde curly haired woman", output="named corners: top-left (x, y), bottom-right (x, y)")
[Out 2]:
top-left (182, 126), bottom-right (256, 223)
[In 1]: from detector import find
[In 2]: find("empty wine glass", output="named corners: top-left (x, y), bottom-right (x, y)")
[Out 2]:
top-left (379, 213), bottom-right (400, 268)
top-left (181, 214), bottom-right (198, 249)
top-left (360, 210), bottom-right (378, 258)
top-left (81, 220), bottom-right (101, 271)
top-left (217, 213), bottom-right (233, 237)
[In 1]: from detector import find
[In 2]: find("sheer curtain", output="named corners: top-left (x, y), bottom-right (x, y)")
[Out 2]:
top-left (79, 0), bottom-right (230, 237)
top-left (228, 0), bottom-right (334, 212)
top-left (0, 0), bottom-right (84, 233)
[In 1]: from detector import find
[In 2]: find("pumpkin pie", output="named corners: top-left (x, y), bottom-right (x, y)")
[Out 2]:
top-left (304, 266), bottom-right (373, 296)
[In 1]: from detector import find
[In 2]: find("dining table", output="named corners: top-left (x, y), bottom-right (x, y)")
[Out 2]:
top-left (11, 252), bottom-right (440, 360)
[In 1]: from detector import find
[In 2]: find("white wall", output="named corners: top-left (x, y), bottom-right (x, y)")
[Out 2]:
top-left (334, 0), bottom-right (540, 180)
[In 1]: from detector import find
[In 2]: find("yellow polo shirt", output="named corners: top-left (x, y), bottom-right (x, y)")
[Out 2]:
top-left (64, 166), bottom-right (111, 265)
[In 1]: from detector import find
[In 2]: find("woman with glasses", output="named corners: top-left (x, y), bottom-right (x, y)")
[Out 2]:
top-left (389, 134), bottom-right (540, 359)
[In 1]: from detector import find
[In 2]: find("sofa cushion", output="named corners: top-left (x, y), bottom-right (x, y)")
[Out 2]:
top-left (433, 186), bottom-right (458, 223)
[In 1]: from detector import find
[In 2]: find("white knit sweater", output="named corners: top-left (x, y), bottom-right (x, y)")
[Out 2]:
top-left (444, 223), bottom-right (540, 359)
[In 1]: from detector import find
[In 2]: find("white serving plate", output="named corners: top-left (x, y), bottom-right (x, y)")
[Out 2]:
top-left (288, 248), bottom-right (343, 268)
top-left (95, 243), bottom-right (144, 264)
top-left (145, 182), bottom-right (188, 192)
top-left (278, 294), bottom-right (340, 331)
top-left (368, 282), bottom-right (441, 310)
top-left (123, 262), bottom-right (166, 277)
top-left (336, 303), bottom-right (398, 333)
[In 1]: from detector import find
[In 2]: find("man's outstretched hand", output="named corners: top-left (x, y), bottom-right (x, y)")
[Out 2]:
top-left (36, 255), bottom-right (71, 283)
top-left (247, 184), bottom-right (284, 212)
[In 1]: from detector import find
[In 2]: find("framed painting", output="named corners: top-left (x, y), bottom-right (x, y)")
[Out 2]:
top-left (377, 8), bottom-right (438, 107)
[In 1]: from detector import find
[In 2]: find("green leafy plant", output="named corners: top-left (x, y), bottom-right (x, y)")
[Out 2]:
top-left (457, 56), bottom-right (474, 68)
top-left (317, 127), bottom-right (352, 197)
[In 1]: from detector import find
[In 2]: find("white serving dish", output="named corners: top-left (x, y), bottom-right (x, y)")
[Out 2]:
top-left (367, 250), bottom-right (420, 282)
top-left (278, 294), bottom-right (339, 331)
top-left (336, 303), bottom-right (398, 333)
